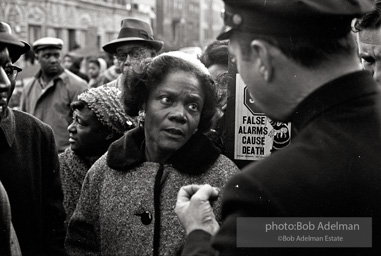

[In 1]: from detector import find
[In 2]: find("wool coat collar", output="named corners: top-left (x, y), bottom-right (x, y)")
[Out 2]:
top-left (107, 127), bottom-right (221, 175)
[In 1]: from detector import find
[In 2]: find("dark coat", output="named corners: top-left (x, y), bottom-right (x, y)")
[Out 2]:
top-left (0, 108), bottom-right (66, 256)
top-left (182, 71), bottom-right (381, 255)
top-left (65, 127), bottom-right (240, 256)
top-left (0, 180), bottom-right (21, 256)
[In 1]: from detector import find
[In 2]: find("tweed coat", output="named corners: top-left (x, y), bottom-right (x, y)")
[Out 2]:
top-left (65, 127), bottom-right (240, 256)
top-left (59, 147), bottom-right (100, 225)
top-left (182, 71), bottom-right (381, 255)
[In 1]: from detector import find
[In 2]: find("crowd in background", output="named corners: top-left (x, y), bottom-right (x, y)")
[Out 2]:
top-left (1, 0), bottom-right (381, 255)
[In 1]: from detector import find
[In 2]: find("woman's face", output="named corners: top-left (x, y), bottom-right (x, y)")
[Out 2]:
top-left (144, 71), bottom-right (205, 162)
top-left (68, 106), bottom-right (109, 156)
top-left (88, 62), bottom-right (100, 79)
top-left (63, 56), bottom-right (73, 69)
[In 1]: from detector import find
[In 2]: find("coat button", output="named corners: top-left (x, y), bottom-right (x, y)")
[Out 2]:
top-left (134, 210), bottom-right (152, 225)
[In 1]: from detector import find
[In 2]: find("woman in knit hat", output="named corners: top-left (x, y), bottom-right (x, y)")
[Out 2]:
top-left (59, 86), bottom-right (135, 224)
top-left (65, 51), bottom-right (240, 256)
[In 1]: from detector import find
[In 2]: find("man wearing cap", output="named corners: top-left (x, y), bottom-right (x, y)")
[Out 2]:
top-left (102, 18), bottom-right (163, 88)
top-left (20, 37), bottom-right (87, 153)
top-left (175, 1), bottom-right (381, 255)
top-left (0, 23), bottom-right (66, 256)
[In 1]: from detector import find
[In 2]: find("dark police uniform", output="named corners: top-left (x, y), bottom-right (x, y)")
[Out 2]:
top-left (181, 0), bottom-right (381, 255)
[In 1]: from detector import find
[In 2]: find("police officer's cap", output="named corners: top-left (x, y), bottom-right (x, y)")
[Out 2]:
top-left (33, 37), bottom-right (63, 52)
top-left (218, 0), bottom-right (375, 40)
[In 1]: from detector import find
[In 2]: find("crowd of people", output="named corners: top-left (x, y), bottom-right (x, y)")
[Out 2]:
top-left (1, 0), bottom-right (381, 255)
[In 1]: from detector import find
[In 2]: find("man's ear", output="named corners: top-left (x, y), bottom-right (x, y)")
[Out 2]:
top-left (250, 40), bottom-right (273, 81)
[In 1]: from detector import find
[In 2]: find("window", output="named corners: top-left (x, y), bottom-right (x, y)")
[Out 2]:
top-left (97, 35), bottom-right (101, 48)
top-left (80, 30), bottom-right (87, 46)
top-left (106, 32), bottom-right (114, 43)
top-left (54, 28), bottom-right (62, 39)
top-left (68, 29), bottom-right (77, 51)
top-left (28, 25), bottom-right (42, 43)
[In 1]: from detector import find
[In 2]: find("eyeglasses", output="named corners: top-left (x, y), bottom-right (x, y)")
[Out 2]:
top-left (115, 47), bottom-right (150, 62)
top-left (3, 65), bottom-right (22, 80)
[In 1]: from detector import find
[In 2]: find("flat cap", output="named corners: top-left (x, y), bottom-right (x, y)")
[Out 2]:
top-left (218, 0), bottom-right (375, 40)
top-left (33, 37), bottom-right (63, 52)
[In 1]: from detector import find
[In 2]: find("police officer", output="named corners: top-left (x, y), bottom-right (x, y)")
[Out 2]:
top-left (175, 0), bottom-right (381, 255)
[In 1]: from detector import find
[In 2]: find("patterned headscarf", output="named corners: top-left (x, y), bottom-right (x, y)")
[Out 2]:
top-left (78, 86), bottom-right (135, 135)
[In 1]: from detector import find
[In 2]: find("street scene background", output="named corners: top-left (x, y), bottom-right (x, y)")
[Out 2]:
top-left (0, 0), bottom-right (224, 107)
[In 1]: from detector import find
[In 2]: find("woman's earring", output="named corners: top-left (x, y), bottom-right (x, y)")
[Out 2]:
top-left (138, 110), bottom-right (146, 127)
top-left (263, 71), bottom-right (269, 81)
top-left (259, 66), bottom-right (269, 81)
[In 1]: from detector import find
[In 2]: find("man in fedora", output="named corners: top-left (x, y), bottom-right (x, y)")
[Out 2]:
top-left (20, 37), bottom-right (87, 153)
top-left (0, 22), bottom-right (66, 256)
top-left (102, 18), bottom-right (164, 88)
top-left (175, 0), bottom-right (381, 255)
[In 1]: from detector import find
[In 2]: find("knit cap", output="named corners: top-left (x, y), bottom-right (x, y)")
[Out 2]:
top-left (78, 86), bottom-right (135, 134)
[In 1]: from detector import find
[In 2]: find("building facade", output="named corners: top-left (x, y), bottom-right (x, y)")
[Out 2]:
top-left (0, 0), bottom-right (155, 54)
top-left (156, 0), bottom-right (224, 50)
top-left (199, 0), bottom-right (224, 47)
top-left (1, 0), bottom-right (224, 56)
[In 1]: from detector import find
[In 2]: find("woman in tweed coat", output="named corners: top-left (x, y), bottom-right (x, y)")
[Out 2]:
top-left (65, 52), bottom-right (240, 256)
top-left (59, 86), bottom-right (135, 225)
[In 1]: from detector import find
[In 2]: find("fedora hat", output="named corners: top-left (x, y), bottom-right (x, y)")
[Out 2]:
top-left (0, 22), bottom-right (30, 63)
top-left (102, 18), bottom-right (164, 54)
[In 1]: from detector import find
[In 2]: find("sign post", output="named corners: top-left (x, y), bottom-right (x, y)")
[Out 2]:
top-left (225, 57), bottom-right (291, 168)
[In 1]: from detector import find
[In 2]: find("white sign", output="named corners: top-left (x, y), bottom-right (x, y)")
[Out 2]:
top-left (234, 74), bottom-right (291, 161)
